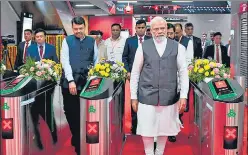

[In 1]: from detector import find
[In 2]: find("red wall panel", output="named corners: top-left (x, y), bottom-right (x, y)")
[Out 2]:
top-left (88, 16), bottom-right (133, 40)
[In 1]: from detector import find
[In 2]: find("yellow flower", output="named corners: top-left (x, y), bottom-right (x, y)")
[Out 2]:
top-left (106, 68), bottom-right (110, 73)
top-left (194, 68), bottom-right (198, 73)
top-left (210, 71), bottom-right (215, 75)
top-left (89, 69), bottom-right (94, 75)
top-left (105, 63), bottom-right (110, 68)
top-left (198, 68), bottom-right (204, 73)
top-left (95, 68), bottom-right (99, 71)
top-left (205, 71), bottom-right (209, 76)
top-left (204, 65), bottom-right (210, 70)
top-left (95, 64), bottom-right (101, 71)
top-left (196, 59), bottom-right (202, 65)
top-left (104, 72), bottom-right (109, 77)
top-left (100, 65), bottom-right (106, 70)
top-left (203, 59), bottom-right (209, 64)
top-left (99, 71), bottom-right (106, 76)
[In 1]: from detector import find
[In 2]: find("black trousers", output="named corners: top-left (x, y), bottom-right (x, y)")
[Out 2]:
top-left (30, 89), bottom-right (57, 145)
top-left (62, 88), bottom-right (81, 155)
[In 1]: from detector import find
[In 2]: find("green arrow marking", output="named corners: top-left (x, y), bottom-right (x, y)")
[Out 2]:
top-left (2, 102), bottom-right (10, 110)
top-left (227, 109), bottom-right (236, 118)
top-left (88, 105), bottom-right (96, 113)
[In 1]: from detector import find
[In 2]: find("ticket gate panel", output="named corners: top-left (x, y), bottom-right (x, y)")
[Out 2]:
top-left (80, 77), bottom-right (124, 155)
top-left (1, 76), bottom-right (58, 155)
top-left (189, 78), bottom-right (245, 155)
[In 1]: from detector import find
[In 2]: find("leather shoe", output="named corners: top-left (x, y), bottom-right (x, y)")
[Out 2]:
top-left (154, 142), bottom-right (157, 151)
top-left (168, 136), bottom-right (176, 142)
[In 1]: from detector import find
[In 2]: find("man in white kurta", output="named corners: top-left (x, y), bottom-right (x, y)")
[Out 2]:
top-left (130, 17), bottom-right (189, 155)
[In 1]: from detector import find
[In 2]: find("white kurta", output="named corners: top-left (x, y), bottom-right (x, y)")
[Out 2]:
top-left (130, 38), bottom-right (189, 137)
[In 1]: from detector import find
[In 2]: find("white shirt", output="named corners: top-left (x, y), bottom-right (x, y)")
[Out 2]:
top-left (214, 44), bottom-right (222, 63)
top-left (130, 38), bottom-right (189, 100)
top-left (37, 43), bottom-right (46, 59)
top-left (105, 36), bottom-right (126, 62)
top-left (137, 35), bottom-right (145, 46)
top-left (228, 45), bottom-right (231, 57)
top-left (186, 40), bottom-right (194, 66)
top-left (23, 40), bottom-right (32, 61)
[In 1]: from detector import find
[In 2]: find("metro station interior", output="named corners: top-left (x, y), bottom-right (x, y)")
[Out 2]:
top-left (0, 1), bottom-right (247, 155)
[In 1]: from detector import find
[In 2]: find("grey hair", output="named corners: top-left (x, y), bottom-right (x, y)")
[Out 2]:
top-left (150, 16), bottom-right (167, 28)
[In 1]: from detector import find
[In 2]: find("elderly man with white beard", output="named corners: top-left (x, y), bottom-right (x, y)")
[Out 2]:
top-left (130, 16), bottom-right (189, 155)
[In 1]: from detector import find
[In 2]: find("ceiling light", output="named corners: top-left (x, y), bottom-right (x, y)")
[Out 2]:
top-left (117, 1), bottom-right (137, 3)
top-left (208, 19), bottom-right (214, 22)
top-left (172, 1), bottom-right (193, 2)
top-left (75, 4), bottom-right (94, 7)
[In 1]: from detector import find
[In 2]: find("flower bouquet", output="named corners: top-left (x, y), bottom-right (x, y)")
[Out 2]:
top-left (19, 57), bottom-right (62, 81)
top-left (0, 61), bottom-right (6, 75)
top-left (88, 58), bottom-right (127, 82)
top-left (188, 58), bottom-right (230, 83)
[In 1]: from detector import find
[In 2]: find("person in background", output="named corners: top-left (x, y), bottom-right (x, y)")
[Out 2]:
top-left (122, 19), bottom-right (151, 135)
top-left (130, 16), bottom-right (189, 155)
top-left (184, 23), bottom-right (203, 59)
top-left (201, 32), bottom-right (211, 55)
top-left (226, 38), bottom-right (231, 57)
top-left (175, 23), bottom-right (194, 67)
top-left (146, 28), bottom-right (152, 37)
top-left (209, 31), bottom-right (215, 45)
top-left (105, 23), bottom-right (126, 62)
top-left (89, 30), bottom-right (107, 60)
top-left (204, 32), bottom-right (230, 67)
top-left (167, 23), bottom-right (175, 40)
top-left (14, 29), bottom-right (36, 70)
top-left (26, 28), bottom-right (58, 150)
top-left (60, 16), bottom-right (98, 155)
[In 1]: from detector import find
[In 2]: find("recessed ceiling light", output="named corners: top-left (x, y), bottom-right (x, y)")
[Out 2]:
top-left (75, 4), bottom-right (94, 7)
top-left (117, 1), bottom-right (137, 3)
top-left (208, 19), bottom-right (215, 22)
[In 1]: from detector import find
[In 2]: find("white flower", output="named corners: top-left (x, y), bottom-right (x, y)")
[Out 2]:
top-left (43, 64), bottom-right (50, 68)
top-left (48, 68), bottom-right (53, 74)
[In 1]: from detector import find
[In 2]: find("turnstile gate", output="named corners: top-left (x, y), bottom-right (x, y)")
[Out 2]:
top-left (189, 78), bottom-right (245, 155)
top-left (80, 77), bottom-right (124, 155)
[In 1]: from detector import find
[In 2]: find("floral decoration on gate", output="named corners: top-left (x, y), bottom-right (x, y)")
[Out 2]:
top-left (188, 58), bottom-right (230, 83)
top-left (88, 58), bottom-right (127, 82)
top-left (19, 57), bottom-right (62, 81)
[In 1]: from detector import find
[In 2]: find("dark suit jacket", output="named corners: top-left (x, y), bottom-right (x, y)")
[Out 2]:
top-left (122, 35), bottom-right (151, 72)
top-left (26, 43), bottom-right (59, 63)
top-left (192, 36), bottom-right (203, 58)
top-left (203, 44), bottom-right (230, 67)
top-left (14, 41), bottom-right (36, 70)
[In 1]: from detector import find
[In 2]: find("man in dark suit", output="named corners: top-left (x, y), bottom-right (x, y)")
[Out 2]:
top-left (184, 23), bottom-right (203, 58)
top-left (14, 29), bottom-right (36, 70)
top-left (26, 28), bottom-right (59, 150)
top-left (122, 19), bottom-right (151, 135)
top-left (203, 32), bottom-right (230, 67)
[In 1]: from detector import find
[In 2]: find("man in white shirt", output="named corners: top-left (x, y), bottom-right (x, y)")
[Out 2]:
top-left (105, 23), bottom-right (126, 62)
top-left (130, 16), bottom-right (189, 155)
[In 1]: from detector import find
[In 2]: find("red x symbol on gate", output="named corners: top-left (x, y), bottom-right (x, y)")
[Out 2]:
top-left (225, 128), bottom-right (236, 140)
top-left (2, 120), bottom-right (12, 130)
top-left (87, 122), bottom-right (98, 135)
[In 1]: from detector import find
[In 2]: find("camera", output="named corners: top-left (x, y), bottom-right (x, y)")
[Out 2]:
top-left (1, 35), bottom-right (15, 47)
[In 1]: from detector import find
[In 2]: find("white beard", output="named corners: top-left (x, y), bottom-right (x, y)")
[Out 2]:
top-left (153, 36), bottom-right (166, 43)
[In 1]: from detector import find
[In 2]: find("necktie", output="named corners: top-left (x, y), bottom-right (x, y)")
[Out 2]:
top-left (23, 42), bottom-right (29, 63)
top-left (39, 45), bottom-right (43, 59)
top-left (139, 37), bottom-right (143, 43)
top-left (216, 44), bottom-right (220, 62)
